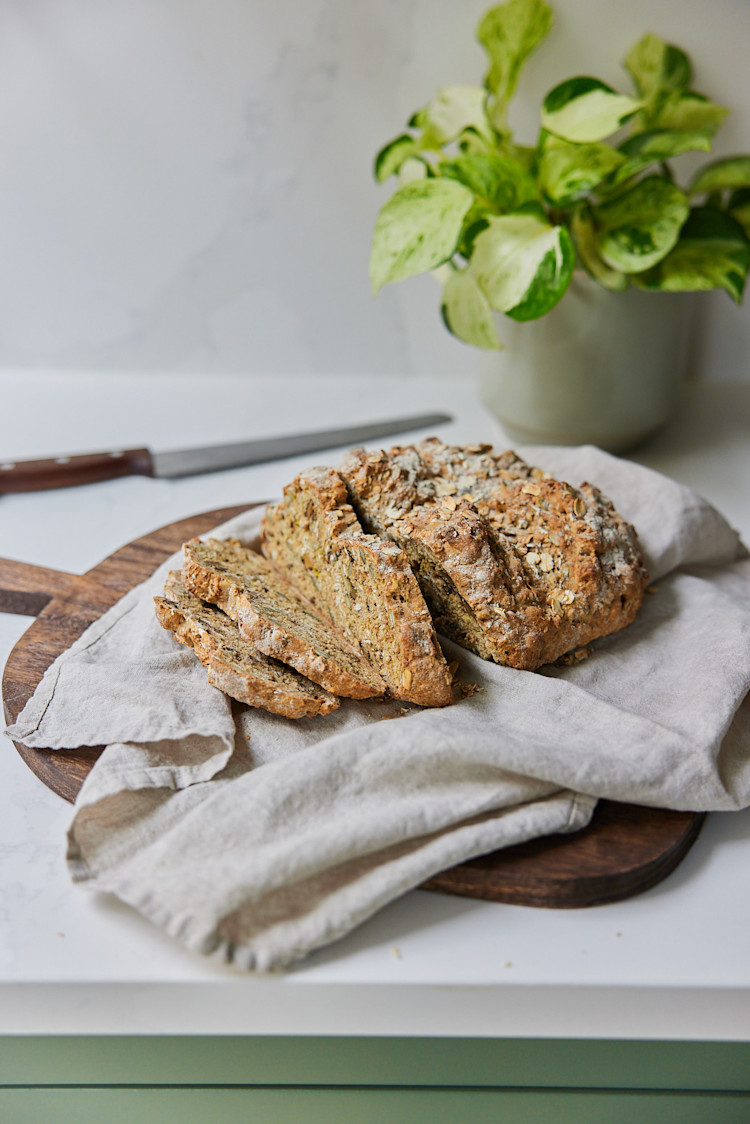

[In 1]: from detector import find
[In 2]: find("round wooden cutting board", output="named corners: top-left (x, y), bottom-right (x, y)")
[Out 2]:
top-left (1, 504), bottom-right (704, 910)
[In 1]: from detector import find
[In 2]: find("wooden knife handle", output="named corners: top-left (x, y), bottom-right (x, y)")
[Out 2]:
top-left (0, 448), bottom-right (154, 492)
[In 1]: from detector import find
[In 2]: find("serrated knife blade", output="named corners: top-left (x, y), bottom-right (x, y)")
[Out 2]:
top-left (0, 412), bottom-right (453, 493)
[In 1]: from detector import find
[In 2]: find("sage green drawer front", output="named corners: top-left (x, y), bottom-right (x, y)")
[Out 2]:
top-left (2, 1087), bottom-right (750, 1124)
top-left (2, 1036), bottom-right (750, 1091)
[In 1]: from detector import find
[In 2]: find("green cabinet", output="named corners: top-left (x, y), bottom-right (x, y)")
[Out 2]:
top-left (2, 1036), bottom-right (748, 1123)
top-left (2, 1088), bottom-right (750, 1124)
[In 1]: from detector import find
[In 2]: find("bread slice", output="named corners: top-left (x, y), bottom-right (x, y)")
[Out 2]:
top-left (260, 466), bottom-right (453, 707)
top-left (337, 440), bottom-right (647, 669)
top-left (180, 537), bottom-right (385, 699)
top-left (395, 498), bottom-right (549, 669)
top-left (154, 574), bottom-right (340, 719)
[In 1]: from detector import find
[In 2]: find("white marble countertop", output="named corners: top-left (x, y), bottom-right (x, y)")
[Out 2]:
top-left (1, 371), bottom-right (749, 1040)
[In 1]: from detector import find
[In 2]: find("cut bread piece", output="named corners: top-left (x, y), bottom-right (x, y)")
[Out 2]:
top-left (338, 440), bottom-right (647, 669)
top-left (396, 499), bottom-right (549, 669)
top-left (260, 466), bottom-right (453, 707)
top-left (154, 574), bottom-right (340, 719)
top-left (180, 537), bottom-right (386, 699)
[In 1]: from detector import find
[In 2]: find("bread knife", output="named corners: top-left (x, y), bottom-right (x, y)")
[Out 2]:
top-left (0, 412), bottom-right (453, 493)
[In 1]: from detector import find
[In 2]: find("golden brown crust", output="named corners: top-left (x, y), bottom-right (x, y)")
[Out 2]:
top-left (181, 538), bottom-right (386, 699)
top-left (154, 574), bottom-right (340, 719)
top-left (338, 439), bottom-right (648, 669)
top-left (260, 466), bottom-right (453, 707)
top-left (399, 500), bottom-right (548, 669)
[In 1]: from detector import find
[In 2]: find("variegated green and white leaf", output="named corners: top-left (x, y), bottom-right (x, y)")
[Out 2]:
top-left (610, 129), bottom-right (712, 188)
top-left (542, 78), bottom-right (642, 143)
top-left (470, 210), bottom-right (574, 319)
top-left (440, 153), bottom-right (537, 211)
top-left (370, 179), bottom-right (475, 294)
top-left (646, 91), bottom-right (729, 137)
top-left (397, 157), bottom-right (431, 185)
top-left (632, 207), bottom-right (750, 303)
top-left (478, 0), bottom-right (553, 108)
top-left (458, 211), bottom-right (493, 258)
top-left (441, 268), bottom-right (502, 349)
top-left (374, 135), bottom-right (421, 183)
top-left (594, 176), bottom-right (689, 273)
top-left (538, 137), bottom-right (625, 206)
top-left (412, 85), bottom-right (492, 145)
top-left (457, 126), bottom-right (494, 156)
top-left (624, 34), bottom-right (691, 101)
top-left (689, 156), bottom-right (750, 198)
top-left (570, 205), bottom-right (628, 291)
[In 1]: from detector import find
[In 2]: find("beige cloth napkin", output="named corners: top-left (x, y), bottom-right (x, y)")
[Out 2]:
top-left (6, 446), bottom-right (750, 971)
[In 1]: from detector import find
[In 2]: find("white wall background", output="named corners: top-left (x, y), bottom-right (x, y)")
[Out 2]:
top-left (0, 0), bottom-right (749, 380)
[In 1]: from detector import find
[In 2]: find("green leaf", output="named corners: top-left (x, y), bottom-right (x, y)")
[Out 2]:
top-left (441, 268), bottom-right (502, 349)
top-left (646, 91), bottom-right (729, 136)
top-left (729, 188), bottom-right (750, 239)
top-left (412, 85), bottom-right (492, 145)
top-left (538, 137), bottom-right (625, 206)
top-left (457, 126), bottom-right (494, 156)
top-left (689, 155), bottom-right (750, 197)
top-left (370, 179), bottom-right (474, 294)
top-left (542, 77), bottom-right (642, 143)
top-left (440, 153), bottom-right (537, 210)
top-left (594, 175), bottom-right (689, 272)
top-left (511, 143), bottom-right (538, 173)
top-left (470, 210), bottom-right (575, 319)
top-left (460, 214), bottom-right (492, 258)
top-left (611, 128), bottom-right (713, 185)
top-left (570, 205), bottom-right (628, 290)
top-left (478, 0), bottom-right (553, 109)
top-left (632, 207), bottom-right (750, 302)
top-left (728, 187), bottom-right (750, 209)
top-left (397, 156), bottom-right (432, 185)
top-left (624, 34), bottom-right (692, 101)
top-left (374, 135), bottom-right (420, 183)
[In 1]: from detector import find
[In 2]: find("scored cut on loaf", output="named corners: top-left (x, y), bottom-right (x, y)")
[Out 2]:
top-left (260, 465), bottom-right (454, 707)
top-left (154, 573), bottom-right (340, 719)
top-left (337, 438), bottom-right (648, 670)
top-left (180, 537), bottom-right (386, 699)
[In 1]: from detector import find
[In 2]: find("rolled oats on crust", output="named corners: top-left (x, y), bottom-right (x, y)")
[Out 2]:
top-left (261, 466), bottom-right (453, 707)
top-left (338, 439), bottom-right (648, 670)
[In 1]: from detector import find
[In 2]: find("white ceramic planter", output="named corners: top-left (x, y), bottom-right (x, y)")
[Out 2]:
top-left (479, 273), bottom-right (693, 453)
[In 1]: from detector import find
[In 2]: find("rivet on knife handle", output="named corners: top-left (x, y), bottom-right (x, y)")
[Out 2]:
top-left (0, 448), bottom-right (154, 493)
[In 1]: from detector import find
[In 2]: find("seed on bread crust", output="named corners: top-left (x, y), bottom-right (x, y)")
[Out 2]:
top-left (338, 439), bottom-right (647, 669)
top-left (260, 466), bottom-right (453, 706)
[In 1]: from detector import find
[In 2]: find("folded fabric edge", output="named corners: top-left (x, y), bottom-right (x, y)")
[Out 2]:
top-left (66, 789), bottom-right (596, 974)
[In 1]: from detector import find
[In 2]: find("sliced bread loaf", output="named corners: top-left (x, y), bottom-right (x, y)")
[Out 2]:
top-left (181, 537), bottom-right (385, 699)
top-left (260, 466), bottom-right (454, 707)
top-left (337, 439), bottom-right (647, 669)
top-left (154, 573), bottom-right (340, 719)
top-left (414, 439), bottom-right (647, 655)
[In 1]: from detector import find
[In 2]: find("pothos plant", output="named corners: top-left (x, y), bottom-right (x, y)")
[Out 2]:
top-left (369, 0), bottom-right (750, 350)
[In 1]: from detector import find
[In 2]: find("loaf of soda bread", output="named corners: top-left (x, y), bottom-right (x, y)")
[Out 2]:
top-left (337, 439), bottom-right (647, 670)
top-left (260, 465), bottom-right (454, 707)
top-left (154, 574), bottom-right (340, 718)
top-left (180, 537), bottom-right (386, 699)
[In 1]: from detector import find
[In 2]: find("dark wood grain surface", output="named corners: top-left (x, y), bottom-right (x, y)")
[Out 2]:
top-left (1, 505), bottom-right (705, 908)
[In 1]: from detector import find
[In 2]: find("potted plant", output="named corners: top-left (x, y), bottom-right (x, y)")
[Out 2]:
top-left (369, 0), bottom-right (750, 450)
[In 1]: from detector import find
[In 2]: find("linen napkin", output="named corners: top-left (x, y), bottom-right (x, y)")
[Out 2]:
top-left (6, 446), bottom-right (750, 972)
